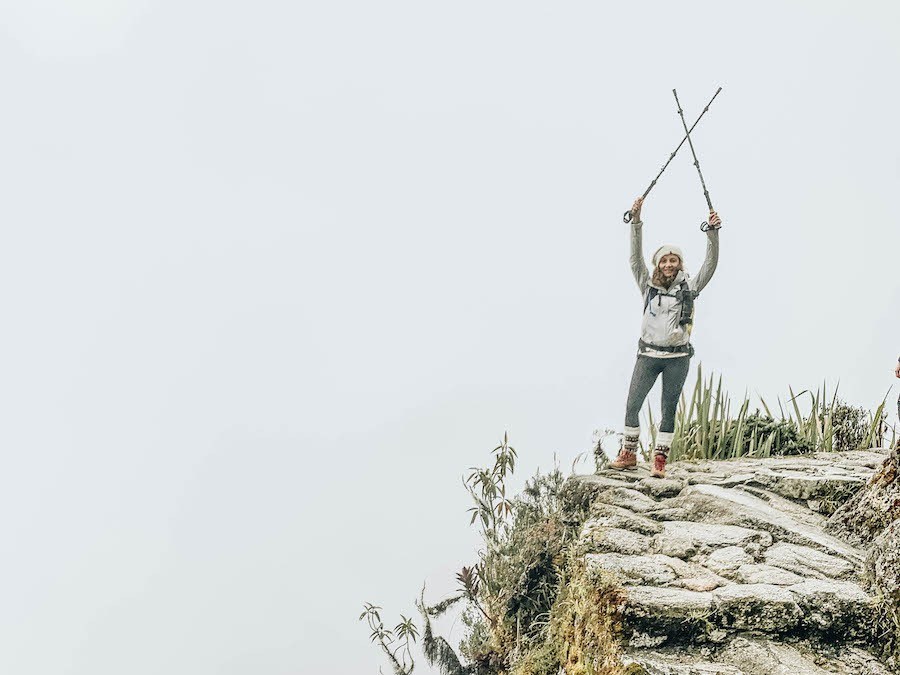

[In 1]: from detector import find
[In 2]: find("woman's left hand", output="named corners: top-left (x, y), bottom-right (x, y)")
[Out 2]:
top-left (708, 211), bottom-right (722, 228)
top-left (895, 360), bottom-right (900, 378)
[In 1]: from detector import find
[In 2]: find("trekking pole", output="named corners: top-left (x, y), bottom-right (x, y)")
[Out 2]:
top-left (673, 88), bottom-right (722, 231)
top-left (623, 86), bottom-right (722, 224)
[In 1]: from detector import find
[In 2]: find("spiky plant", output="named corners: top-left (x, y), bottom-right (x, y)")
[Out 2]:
top-left (639, 368), bottom-right (888, 460)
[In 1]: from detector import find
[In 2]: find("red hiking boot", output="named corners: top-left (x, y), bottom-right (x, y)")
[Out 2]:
top-left (651, 453), bottom-right (667, 478)
top-left (610, 449), bottom-right (637, 470)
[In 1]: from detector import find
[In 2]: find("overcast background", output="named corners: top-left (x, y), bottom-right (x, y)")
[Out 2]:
top-left (0, 1), bottom-right (897, 674)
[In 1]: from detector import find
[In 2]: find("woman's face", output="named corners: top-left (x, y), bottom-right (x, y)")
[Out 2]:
top-left (658, 254), bottom-right (681, 279)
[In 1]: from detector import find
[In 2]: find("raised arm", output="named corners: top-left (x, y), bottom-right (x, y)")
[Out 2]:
top-left (692, 211), bottom-right (721, 294)
top-left (628, 197), bottom-right (649, 293)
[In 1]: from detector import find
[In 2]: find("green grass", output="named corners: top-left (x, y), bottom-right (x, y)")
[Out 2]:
top-left (639, 365), bottom-right (890, 462)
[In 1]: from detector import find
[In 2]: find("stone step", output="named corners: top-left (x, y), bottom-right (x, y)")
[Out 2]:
top-left (624, 636), bottom-right (892, 675)
top-left (569, 451), bottom-right (890, 669)
top-left (587, 553), bottom-right (729, 592)
top-left (763, 542), bottom-right (855, 579)
top-left (645, 484), bottom-right (865, 563)
top-left (621, 579), bottom-right (875, 644)
top-left (579, 517), bottom-right (776, 561)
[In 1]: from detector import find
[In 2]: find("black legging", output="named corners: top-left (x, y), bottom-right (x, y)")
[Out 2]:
top-left (624, 355), bottom-right (690, 433)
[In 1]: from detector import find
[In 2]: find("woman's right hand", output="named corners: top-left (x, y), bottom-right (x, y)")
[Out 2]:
top-left (895, 360), bottom-right (899, 378)
top-left (631, 197), bottom-right (643, 223)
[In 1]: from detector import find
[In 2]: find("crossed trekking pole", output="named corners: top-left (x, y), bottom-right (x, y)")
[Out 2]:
top-left (624, 86), bottom-right (723, 231)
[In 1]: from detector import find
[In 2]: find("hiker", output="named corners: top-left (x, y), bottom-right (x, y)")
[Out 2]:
top-left (609, 196), bottom-right (721, 478)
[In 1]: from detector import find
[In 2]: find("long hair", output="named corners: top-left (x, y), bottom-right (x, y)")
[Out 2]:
top-left (651, 261), bottom-right (682, 289)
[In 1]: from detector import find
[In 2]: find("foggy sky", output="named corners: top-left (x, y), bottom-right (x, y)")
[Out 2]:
top-left (0, 2), bottom-right (897, 673)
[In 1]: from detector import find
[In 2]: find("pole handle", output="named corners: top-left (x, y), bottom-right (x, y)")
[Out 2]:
top-left (700, 221), bottom-right (722, 232)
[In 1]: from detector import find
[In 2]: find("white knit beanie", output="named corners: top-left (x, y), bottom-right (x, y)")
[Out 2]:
top-left (652, 244), bottom-right (685, 269)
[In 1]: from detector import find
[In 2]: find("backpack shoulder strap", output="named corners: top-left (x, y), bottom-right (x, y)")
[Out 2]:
top-left (643, 286), bottom-right (658, 313)
top-left (681, 280), bottom-right (698, 298)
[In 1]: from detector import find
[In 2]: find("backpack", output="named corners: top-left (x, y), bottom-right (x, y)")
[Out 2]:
top-left (644, 281), bottom-right (697, 327)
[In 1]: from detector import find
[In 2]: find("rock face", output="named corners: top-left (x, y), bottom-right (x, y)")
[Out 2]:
top-left (563, 449), bottom-right (893, 674)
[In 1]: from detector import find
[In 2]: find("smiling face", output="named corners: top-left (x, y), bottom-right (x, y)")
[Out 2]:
top-left (657, 253), bottom-right (681, 279)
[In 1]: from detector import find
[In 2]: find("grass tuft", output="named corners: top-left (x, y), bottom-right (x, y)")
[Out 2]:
top-left (634, 366), bottom-right (887, 461)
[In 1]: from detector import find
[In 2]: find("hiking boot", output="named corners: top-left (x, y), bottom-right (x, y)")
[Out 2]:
top-left (610, 449), bottom-right (637, 470)
top-left (651, 453), bottom-right (667, 478)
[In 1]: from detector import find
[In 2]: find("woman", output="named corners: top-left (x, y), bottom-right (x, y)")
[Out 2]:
top-left (609, 196), bottom-right (721, 478)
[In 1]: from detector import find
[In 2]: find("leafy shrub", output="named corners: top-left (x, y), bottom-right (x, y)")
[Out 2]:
top-left (826, 401), bottom-right (870, 452)
top-left (365, 434), bottom-right (626, 674)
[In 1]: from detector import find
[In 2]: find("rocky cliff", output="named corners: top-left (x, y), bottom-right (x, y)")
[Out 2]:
top-left (563, 449), bottom-right (894, 674)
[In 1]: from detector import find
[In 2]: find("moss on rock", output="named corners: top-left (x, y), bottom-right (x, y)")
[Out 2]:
top-left (548, 552), bottom-right (627, 675)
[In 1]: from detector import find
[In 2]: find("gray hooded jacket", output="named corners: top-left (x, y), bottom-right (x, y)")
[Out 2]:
top-left (630, 220), bottom-right (719, 354)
